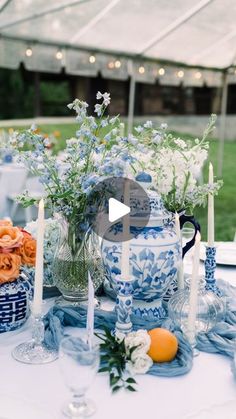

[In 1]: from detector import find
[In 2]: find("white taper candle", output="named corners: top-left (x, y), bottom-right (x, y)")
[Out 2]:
top-left (175, 213), bottom-right (184, 290)
top-left (187, 231), bottom-right (201, 344)
top-left (32, 199), bottom-right (45, 316)
top-left (120, 177), bottom-right (130, 281)
top-left (86, 272), bottom-right (95, 350)
top-left (207, 162), bottom-right (214, 247)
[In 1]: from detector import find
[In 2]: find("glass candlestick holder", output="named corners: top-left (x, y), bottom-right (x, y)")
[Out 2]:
top-left (168, 277), bottom-right (225, 355)
top-left (12, 313), bottom-right (58, 364)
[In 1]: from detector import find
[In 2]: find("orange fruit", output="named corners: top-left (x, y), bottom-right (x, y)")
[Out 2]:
top-left (147, 328), bottom-right (178, 363)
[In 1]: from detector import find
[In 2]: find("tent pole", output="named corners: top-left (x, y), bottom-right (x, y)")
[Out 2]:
top-left (217, 72), bottom-right (228, 177)
top-left (34, 72), bottom-right (41, 117)
top-left (127, 62), bottom-right (136, 135)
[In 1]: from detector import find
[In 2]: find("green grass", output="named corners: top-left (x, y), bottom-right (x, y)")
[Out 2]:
top-left (9, 123), bottom-right (236, 242)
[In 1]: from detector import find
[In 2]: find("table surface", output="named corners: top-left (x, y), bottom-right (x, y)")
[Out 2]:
top-left (1, 262), bottom-right (236, 419)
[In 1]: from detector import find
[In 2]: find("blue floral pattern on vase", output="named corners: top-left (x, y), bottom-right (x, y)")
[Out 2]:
top-left (115, 280), bottom-right (133, 334)
top-left (0, 272), bottom-right (32, 333)
top-left (205, 246), bottom-right (221, 296)
top-left (102, 224), bottom-right (181, 319)
top-left (102, 178), bottom-right (181, 320)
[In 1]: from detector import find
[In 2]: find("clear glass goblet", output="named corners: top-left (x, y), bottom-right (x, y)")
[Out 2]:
top-left (59, 336), bottom-right (100, 418)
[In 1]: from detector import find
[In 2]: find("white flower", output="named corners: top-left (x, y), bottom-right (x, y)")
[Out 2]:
top-left (109, 116), bottom-right (118, 125)
top-left (30, 123), bottom-right (37, 131)
top-left (66, 138), bottom-right (77, 147)
top-left (160, 123), bottom-right (168, 130)
top-left (144, 120), bottom-right (152, 129)
top-left (153, 133), bottom-right (162, 144)
top-left (128, 353), bottom-right (153, 375)
top-left (125, 329), bottom-right (151, 354)
top-left (94, 103), bottom-right (102, 116)
top-left (96, 91), bottom-right (103, 100)
top-left (111, 128), bottom-right (118, 136)
top-left (103, 92), bottom-right (111, 106)
top-left (134, 125), bottom-right (143, 134)
top-left (174, 138), bottom-right (186, 149)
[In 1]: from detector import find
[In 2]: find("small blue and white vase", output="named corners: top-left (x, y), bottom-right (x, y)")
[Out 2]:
top-left (102, 173), bottom-right (181, 320)
top-left (0, 271), bottom-right (32, 333)
top-left (115, 279), bottom-right (133, 335)
top-left (205, 246), bottom-right (221, 296)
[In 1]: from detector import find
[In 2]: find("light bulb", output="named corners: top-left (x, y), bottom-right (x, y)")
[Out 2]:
top-left (108, 61), bottom-right (115, 69)
top-left (158, 67), bottom-right (165, 76)
top-left (138, 66), bottom-right (145, 74)
top-left (25, 47), bottom-right (32, 57)
top-left (114, 60), bottom-right (121, 68)
top-left (177, 70), bottom-right (184, 78)
top-left (195, 71), bottom-right (202, 79)
top-left (89, 55), bottom-right (96, 64)
top-left (56, 50), bottom-right (63, 60)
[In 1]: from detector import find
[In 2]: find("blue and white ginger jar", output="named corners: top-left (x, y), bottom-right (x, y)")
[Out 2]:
top-left (102, 173), bottom-right (181, 320)
top-left (0, 271), bottom-right (32, 333)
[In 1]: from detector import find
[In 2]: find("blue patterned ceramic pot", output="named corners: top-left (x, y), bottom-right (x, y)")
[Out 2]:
top-left (0, 271), bottom-right (32, 333)
top-left (102, 173), bottom-right (181, 319)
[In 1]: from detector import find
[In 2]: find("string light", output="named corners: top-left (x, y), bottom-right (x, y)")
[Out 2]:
top-left (55, 50), bottom-right (63, 60)
top-left (114, 60), bottom-right (121, 69)
top-left (177, 70), bottom-right (184, 78)
top-left (89, 55), bottom-right (96, 64)
top-left (158, 68), bottom-right (165, 76)
top-left (25, 47), bottom-right (33, 57)
top-left (195, 71), bottom-right (202, 79)
top-left (138, 66), bottom-right (145, 74)
top-left (108, 61), bottom-right (115, 69)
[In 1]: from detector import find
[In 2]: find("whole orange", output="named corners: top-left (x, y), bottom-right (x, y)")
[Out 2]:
top-left (147, 328), bottom-right (178, 363)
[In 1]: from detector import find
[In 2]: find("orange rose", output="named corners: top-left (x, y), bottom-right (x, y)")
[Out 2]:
top-left (0, 253), bottom-right (21, 284)
top-left (0, 219), bottom-right (13, 227)
top-left (15, 235), bottom-right (36, 266)
top-left (0, 226), bottom-right (23, 252)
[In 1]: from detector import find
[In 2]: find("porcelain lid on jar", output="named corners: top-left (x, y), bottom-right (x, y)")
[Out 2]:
top-left (130, 172), bottom-right (171, 222)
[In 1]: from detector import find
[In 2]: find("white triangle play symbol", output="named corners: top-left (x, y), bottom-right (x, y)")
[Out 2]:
top-left (108, 198), bottom-right (130, 223)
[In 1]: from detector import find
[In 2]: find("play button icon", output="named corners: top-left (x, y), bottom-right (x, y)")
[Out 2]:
top-left (87, 176), bottom-right (151, 242)
top-left (108, 198), bottom-right (130, 223)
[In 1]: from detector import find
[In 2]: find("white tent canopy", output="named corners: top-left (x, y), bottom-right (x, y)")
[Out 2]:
top-left (0, 0), bottom-right (236, 72)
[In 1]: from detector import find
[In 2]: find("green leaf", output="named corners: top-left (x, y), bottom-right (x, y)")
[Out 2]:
top-left (112, 385), bottom-right (122, 393)
top-left (110, 376), bottom-right (120, 386)
top-left (126, 385), bottom-right (137, 392)
top-left (126, 377), bottom-right (137, 384)
top-left (98, 367), bottom-right (109, 373)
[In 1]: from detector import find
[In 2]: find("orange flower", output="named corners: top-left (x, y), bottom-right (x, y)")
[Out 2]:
top-left (53, 130), bottom-right (61, 138)
top-left (0, 253), bottom-right (21, 284)
top-left (15, 235), bottom-right (36, 266)
top-left (0, 226), bottom-right (23, 251)
top-left (0, 219), bottom-right (13, 227)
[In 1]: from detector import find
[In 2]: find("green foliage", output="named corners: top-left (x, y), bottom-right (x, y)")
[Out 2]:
top-left (95, 327), bottom-right (137, 393)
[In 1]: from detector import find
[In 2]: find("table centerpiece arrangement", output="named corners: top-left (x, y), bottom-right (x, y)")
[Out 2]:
top-left (10, 94), bottom-right (236, 407)
top-left (10, 93), bottom-right (222, 315)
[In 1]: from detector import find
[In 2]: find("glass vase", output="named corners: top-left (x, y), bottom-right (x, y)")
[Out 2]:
top-left (52, 215), bottom-right (104, 305)
top-left (168, 277), bottom-right (225, 346)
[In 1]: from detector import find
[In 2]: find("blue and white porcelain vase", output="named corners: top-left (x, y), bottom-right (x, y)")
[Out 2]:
top-left (102, 173), bottom-right (181, 320)
top-left (0, 271), bottom-right (32, 333)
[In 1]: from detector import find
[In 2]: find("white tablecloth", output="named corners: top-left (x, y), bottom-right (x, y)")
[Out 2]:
top-left (0, 263), bottom-right (236, 419)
